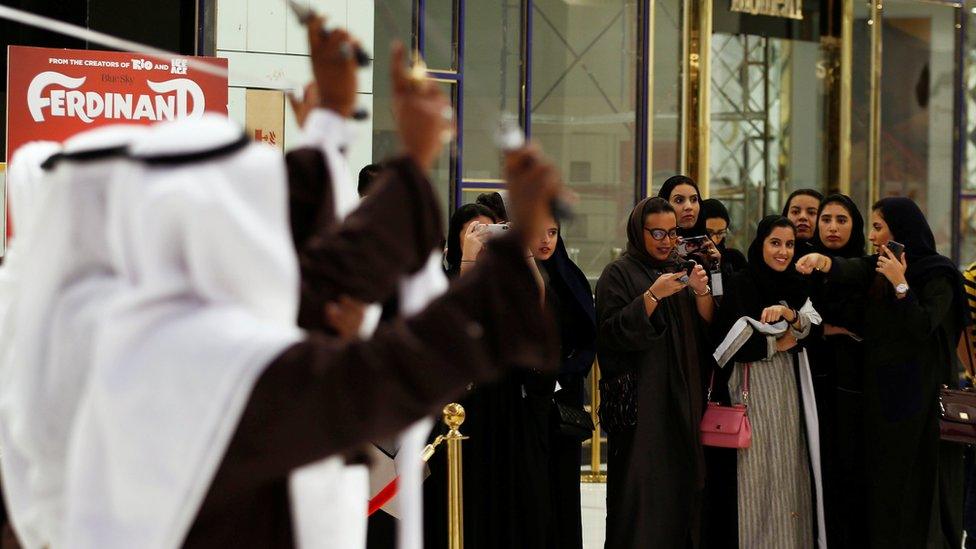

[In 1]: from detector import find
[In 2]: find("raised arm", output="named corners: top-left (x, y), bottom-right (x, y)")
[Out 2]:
top-left (595, 265), bottom-right (667, 352)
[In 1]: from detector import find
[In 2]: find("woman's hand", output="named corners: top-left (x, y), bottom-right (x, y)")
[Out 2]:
top-left (649, 272), bottom-right (687, 300)
top-left (687, 264), bottom-right (710, 296)
top-left (876, 244), bottom-right (908, 288)
top-left (760, 305), bottom-right (796, 324)
top-left (461, 222), bottom-right (490, 261)
top-left (795, 253), bottom-right (831, 275)
top-left (776, 332), bottom-right (798, 352)
top-left (702, 240), bottom-right (722, 267)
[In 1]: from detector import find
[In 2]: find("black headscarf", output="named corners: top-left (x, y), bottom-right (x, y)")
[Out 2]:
top-left (701, 198), bottom-right (748, 271)
top-left (443, 203), bottom-right (499, 278)
top-left (658, 175), bottom-right (707, 238)
top-left (625, 196), bottom-right (682, 271)
top-left (874, 197), bottom-right (970, 330)
top-left (813, 193), bottom-right (866, 259)
top-left (744, 215), bottom-right (810, 311)
top-left (540, 231), bottom-right (597, 378)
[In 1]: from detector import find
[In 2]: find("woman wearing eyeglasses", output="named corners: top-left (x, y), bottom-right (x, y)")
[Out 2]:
top-left (702, 198), bottom-right (747, 273)
top-left (596, 197), bottom-right (715, 548)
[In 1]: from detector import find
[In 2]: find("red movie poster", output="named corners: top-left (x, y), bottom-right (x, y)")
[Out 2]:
top-left (4, 45), bottom-right (229, 241)
top-left (6, 45), bottom-right (228, 159)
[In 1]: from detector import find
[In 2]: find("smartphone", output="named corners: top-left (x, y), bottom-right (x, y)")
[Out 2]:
top-left (676, 260), bottom-right (697, 283)
top-left (676, 235), bottom-right (710, 258)
top-left (886, 240), bottom-right (905, 261)
top-left (485, 223), bottom-right (511, 237)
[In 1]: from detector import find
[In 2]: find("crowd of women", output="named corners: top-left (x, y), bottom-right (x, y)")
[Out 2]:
top-left (429, 176), bottom-right (972, 549)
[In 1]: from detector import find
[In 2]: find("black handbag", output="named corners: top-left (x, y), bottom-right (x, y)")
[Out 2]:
top-left (551, 401), bottom-right (595, 441)
top-left (598, 370), bottom-right (637, 433)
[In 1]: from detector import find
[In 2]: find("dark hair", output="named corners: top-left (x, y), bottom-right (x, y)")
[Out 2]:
top-left (444, 203), bottom-right (499, 277)
top-left (781, 188), bottom-right (824, 216)
top-left (701, 198), bottom-right (731, 225)
top-left (763, 216), bottom-right (796, 236)
top-left (657, 175), bottom-right (699, 202)
top-left (476, 192), bottom-right (508, 221)
top-left (643, 196), bottom-right (675, 218)
top-left (358, 163), bottom-right (383, 197)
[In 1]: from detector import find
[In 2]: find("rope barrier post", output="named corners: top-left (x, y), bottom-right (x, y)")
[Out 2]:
top-left (582, 360), bottom-right (607, 483)
top-left (442, 403), bottom-right (466, 549)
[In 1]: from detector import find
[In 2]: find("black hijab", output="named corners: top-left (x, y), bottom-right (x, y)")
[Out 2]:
top-left (540, 230), bottom-right (597, 377)
top-left (443, 203), bottom-right (499, 278)
top-left (813, 193), bottom-right (866, 259)
top-left (874, 197), bottom-right (969, 330)
top-left (658, 175), bottom-right (707, 238)
top-left (625, 196), bottom-right (682, 271)
top-left (701, 198), bottom-right (748, 271)
top-left (744, 215), bottom-right (810, 311)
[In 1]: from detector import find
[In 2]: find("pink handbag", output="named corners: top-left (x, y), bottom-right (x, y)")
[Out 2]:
top-left (700, 364), bottom-right (752, 449)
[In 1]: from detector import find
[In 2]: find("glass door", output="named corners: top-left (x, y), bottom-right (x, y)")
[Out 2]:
top-left (704, 6), bottom-right (833, 250)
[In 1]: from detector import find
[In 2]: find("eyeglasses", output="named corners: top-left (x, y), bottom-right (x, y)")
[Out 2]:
top-left (707, 229), bottom-right (731, 238)
top-left (644, 227), bottom-right (679, 241)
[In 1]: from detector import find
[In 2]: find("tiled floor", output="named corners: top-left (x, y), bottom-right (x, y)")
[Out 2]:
top-left (581, 483), bottom-right (607, 549)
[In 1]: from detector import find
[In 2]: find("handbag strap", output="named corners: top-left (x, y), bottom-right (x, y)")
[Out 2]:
top-left (706, 363), bottom-right (750, 404)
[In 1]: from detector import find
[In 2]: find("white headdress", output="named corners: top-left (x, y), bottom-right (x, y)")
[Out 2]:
top-left (0, 140), bottom-right (63, 549)
top-left (62, 114), bottom-right (302, 549)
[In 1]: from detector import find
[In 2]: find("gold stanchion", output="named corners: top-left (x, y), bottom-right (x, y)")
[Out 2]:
top-left (443, 403), bottom-right (466, 549)
top-left (419, 403), bottom-right (468, 548)
top-left (581, 360), bottom-right (607, 483)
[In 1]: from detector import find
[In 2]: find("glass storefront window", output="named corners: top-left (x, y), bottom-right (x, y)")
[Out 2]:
top-left (879, 0), bottom-right (957, 255)
top-left (707, 7), bottom-right (829, 251)
top-left (531, 0), bottom-right (639, 281)
top-left (651, 0), bottom-right (684, 189)
top-left (424, 0), bottom-right (458, 71)
top-left (461, 0), bottom-right (521, 181)
top-left (850, 0), bottom-right (873, 215)
top-left (373, 0), bottom-right (456, 230)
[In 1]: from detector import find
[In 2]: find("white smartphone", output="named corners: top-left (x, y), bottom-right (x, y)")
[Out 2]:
top-left (484, 223), bottom-right (511, 237)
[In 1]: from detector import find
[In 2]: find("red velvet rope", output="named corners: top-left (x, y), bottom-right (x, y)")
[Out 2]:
top-left (367, 477), bottom-right (399, 516)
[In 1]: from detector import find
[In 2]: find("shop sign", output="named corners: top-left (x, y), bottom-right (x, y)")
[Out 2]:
top-left (730, 0), bottom-right (803, 20)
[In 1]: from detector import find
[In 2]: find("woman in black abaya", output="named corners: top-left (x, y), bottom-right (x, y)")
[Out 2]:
top-left (805, 194), bottom-right (868, 547)
top-left (596, 197), bottom-right (715, 548)
top-left (532, 215), bottom-right (597, 549)
top-left (424, 203), bottom-right (550, 549)
top-left (797, 197), bottom-right (969, 548)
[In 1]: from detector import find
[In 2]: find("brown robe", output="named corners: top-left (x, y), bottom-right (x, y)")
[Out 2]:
top-left (183, 152), bottom-right (557, 547)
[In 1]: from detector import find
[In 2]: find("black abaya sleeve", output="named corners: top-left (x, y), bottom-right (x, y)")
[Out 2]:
top-left (595, 262), bottom-right (666, 352)
top-left (893, 276), bottom-right (956, 340)
top-left (827, 256), bottom-right (875, 288)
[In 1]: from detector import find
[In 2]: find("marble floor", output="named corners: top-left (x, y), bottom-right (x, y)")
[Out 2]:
top-left (581, 482), bottom-right (607, 549)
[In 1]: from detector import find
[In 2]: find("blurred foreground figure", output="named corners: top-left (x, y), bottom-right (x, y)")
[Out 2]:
top-left (61, 113), bottom-right (556, 549)
top-left (0, 30), bottom-right (562, 549)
